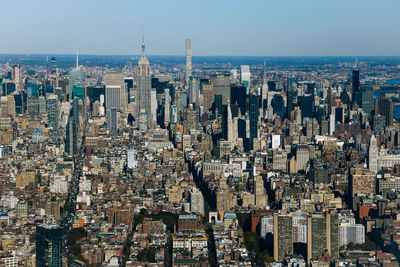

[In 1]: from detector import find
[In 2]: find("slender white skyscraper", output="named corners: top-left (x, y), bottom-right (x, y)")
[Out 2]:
top-left (185, 38), bottom-right (192, 85)
top-left (329, 113), bottom-right (335, 135)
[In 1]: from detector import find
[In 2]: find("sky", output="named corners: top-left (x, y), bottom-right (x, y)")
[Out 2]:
top-left (0, 0), bottom-right (399, 56)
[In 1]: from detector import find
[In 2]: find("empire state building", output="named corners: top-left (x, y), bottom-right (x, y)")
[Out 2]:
top-left (137, 38), bottom-right (152, 130)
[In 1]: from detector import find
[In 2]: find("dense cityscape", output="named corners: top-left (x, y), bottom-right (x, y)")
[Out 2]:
top-left (1, 35), bottom-right (400, 267)
top-left (11, 0), bottom-right (400, 259)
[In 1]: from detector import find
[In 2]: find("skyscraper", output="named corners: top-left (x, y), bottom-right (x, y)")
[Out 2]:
top-left (164, 87), bottom-right (171, 126)
top-left (273, 215), bottom-right (293, 262)
top-left (50, 57), bottom-right (57, 74)
top-left (249, 93), bottom-right (259, 147)
top-left (374, 96), bottom-right (393, 127)
top-left (210, 74), bottom-right (230, 105)
top-left (137, 38), bottom-right (152, 130)
top-left (307, 212), bottom-right (339, 263)
top-left (368, 135), bottom-right (378, 173)
top-left (36, 224), bottom-right (63, 267)
top-left (352, 69), bottom-right (360, 105)
top-left (12, 65), bottom-right (23, 91)
top-left (46, 95), bottom-right (58, 129)
top-left (69, 66), bottom-right (83, 101)
top-left (105, 70), bottom-right (126, 110)
top-left (185, 38), bottom-right (192, 85)
top-left (106, 107), bottom-right (118, 135)
top-left (240, 65), bottom-right (251, 90)
top-left (188, 76), bottom-right (200, 104)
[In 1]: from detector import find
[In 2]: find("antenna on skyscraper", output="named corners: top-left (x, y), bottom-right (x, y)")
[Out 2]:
top-left (46, 56), bottom-right (49, 78)
top-left (355, 57), bottom-right (358, 69)
top-left (76, 49), bottom-right (79, 68)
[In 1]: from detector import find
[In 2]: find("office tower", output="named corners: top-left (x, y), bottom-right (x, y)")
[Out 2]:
top-left (72, 86), bottom-right (85, 103)
top-left (190, 187), bottom-right (204, 215)
top-left (361, 91), bottom-right (373, 115)
top-left (3, 80), bottom-right (16, 96)
top-left (46, 95), bottom-right (58, 129)
top-left (164, 88), bottom-right (170, 126)
top-left (50, 57), bottom-right (57, 74)
top-left (375, 96), bottom-right (393, 126)
top-left (65, 117), bottom-right (74, 155)
top-left (249, 93), bottom-right (259, 147)
top-left (188, 76), bottom-right (200, 104)
top-left (226, 101), bottom-right (236, 143)
top-left (27, 97), bottom-right (39, 116)
top-left (368, 135), bottom-right (378, 173)
top-left (105, 86), bottom-right (121, 110)
top-left (373, 115), bottom-right (385, 135)
top-left (36, 224), bottom-right (63, 267)
top-left (240, 65), bottom-right (251, 90)
top-left (12, 65), bottom-right (23, 91)
top-left (151, 89), bottom-right (157, 125)
top-left (254, 175), bottom-right (268, 207)
top-left (106, 108), bottom-right (117, 135)
top-left (307, 212), bottom-right (339, 263)
top-left (69, 62), bottom-right (83, 101)
top-left (296, 145), bottom-right (309, 171)
top-left (105, 70), bottom-right (126, 110)
top-left (273, 215), bottom-right (293, 262)
top-left (261, 61), bottom-right (268, 108)
top-left (0, 97), bottom-right (8, 118)
top-left (201, 83), bottom-right (214, 112)
top-left (352, 69), bottom-right (360, 106)
top-left (271, 94), bottom-right (284, 118)
top-left (300, 95), bottom-right (314, 119)
top-left (350, 167), bottom-right (376, 195)
top-left (171, 104), bottom-right (178, 124)
top-left (230, 85), bottom-right (247, 115)
top-left (6, 95), bottom-right (15, 119)
top-left (137, 38), bottom-right (152, 130)
top-left (44, 79), bottom-right (54, 94)
top-left (329, 114), bottom-right (335, 135)
top-left (27, 80), bottom-right (39, 97)
top-left (185, 38), bottom-right (192, 85)
top-left (210, 74), bottom-right (230, 105)
top-left (230, 68), bottom-right (239, 84)
top-left (287, 90), bottom-right (294, 116)
top-left (127, 146), bottom-right (138, 169)
top-left (335, 107), bottom-right (344, 124)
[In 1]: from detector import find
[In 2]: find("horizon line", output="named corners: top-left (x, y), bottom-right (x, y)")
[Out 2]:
top-left (0, 53), bottom-right (400, 58)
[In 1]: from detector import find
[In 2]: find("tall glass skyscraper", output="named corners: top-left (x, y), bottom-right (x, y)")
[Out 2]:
top-left (36, 224), bottom-right (63, 267)
top-left (69, 66), bottom-right (83, 101)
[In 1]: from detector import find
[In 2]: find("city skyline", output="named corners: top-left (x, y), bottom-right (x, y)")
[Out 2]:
top-left (0, 0), bottom-right (399, 56)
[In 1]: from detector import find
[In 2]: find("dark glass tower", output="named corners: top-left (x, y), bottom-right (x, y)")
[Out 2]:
top-left (36, 224), bottom-right (63, 267)
top-left (249, 93), bottom-right (259, 148)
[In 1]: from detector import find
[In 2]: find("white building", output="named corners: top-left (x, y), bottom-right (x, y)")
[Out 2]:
top-left (368, 135), bottom-right (378, 173)
top-left (50, 175), bottom-right (68, 194)
top-left (339, 215), bottom-right (365, 247)
top-left (271, 134), bottom-right (281, 150)
top-left (260, 215), bottom-right (274, 238)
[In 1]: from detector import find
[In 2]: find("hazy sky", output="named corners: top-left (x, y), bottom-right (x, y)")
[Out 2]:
top-left (1, 0), bottom-right (399, 56)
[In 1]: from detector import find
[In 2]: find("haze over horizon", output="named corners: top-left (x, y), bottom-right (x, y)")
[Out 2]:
top-left (1, 0), bottom-right (399, 57)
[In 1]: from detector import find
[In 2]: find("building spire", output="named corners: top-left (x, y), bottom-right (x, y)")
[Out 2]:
top-left (76, 49), bottom-right (79, 68)
top-left (141, 35), bottom-right (146, 59)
